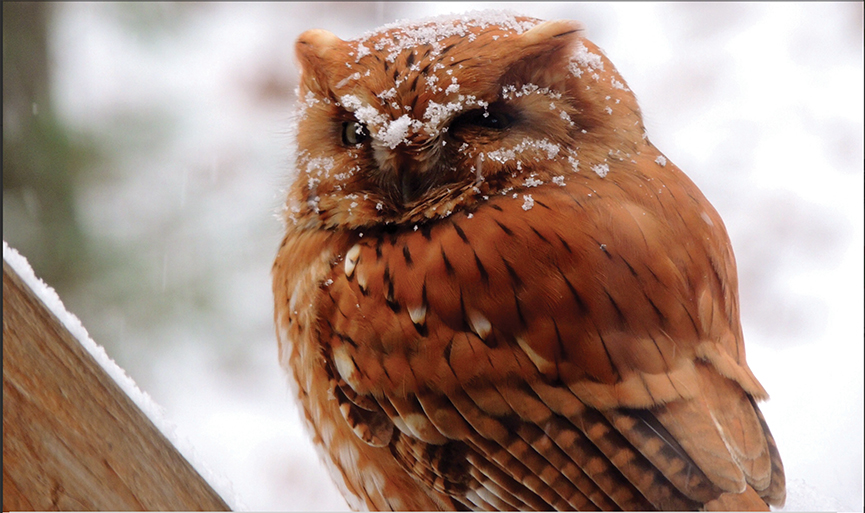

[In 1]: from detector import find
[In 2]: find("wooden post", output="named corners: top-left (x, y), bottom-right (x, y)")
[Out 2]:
top-left (3, 261), bottom-right (232, 511)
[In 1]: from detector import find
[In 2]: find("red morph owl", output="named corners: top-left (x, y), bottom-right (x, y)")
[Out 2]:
top-left (272, 11), bottom-right (785, 511)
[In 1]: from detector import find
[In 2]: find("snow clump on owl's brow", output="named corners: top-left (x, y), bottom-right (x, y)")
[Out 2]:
top-left (354, 10), bottom-right (538, 62)
top-left (336, 11), bottom-right (550, 152)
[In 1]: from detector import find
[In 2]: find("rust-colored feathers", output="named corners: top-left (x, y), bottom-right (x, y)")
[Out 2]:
top-left (273, 12), bottom-right (784, 511)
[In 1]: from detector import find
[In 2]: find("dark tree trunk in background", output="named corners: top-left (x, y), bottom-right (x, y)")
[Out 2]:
top-left (2, 2), bottom-right (94, 291)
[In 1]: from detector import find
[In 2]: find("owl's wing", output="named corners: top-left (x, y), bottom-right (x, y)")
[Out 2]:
top-left (317, 162), bottom-right (785, 510)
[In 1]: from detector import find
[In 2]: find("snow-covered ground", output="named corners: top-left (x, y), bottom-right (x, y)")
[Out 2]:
top-left (11, 3), bottom-right (862, 511)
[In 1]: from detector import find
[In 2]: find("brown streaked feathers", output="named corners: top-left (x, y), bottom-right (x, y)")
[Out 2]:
top-left (273, 12), bottom-right (785, 511)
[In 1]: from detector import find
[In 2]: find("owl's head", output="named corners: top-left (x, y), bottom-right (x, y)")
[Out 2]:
top-left (285, 11), bottom-right (647, 229)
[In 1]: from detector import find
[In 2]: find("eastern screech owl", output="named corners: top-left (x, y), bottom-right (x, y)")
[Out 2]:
top-left (272, 11), bottom-right (785, 511)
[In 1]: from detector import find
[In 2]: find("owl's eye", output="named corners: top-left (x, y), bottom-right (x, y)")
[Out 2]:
top-left (451, 106), bottom-right (515, 132)
top-left (341, 120), bottom-right (369, 146)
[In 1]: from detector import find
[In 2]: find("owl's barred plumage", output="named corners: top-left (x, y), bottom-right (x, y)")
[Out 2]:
top-left (273, 12), bottom-right (785, 511)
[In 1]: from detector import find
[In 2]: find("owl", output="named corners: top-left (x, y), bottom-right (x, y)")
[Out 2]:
top-left (272, 11), bottom-right (785, 511)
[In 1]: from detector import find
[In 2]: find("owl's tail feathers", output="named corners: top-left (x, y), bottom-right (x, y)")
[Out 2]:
top-left (704, 486), bottom-right (769, 511)
top-left (659, 363), bottom-right (784, 509)
top-left (601, 361), bottom-right (785, 510)
top-left (751, 396), bottom-right (787, 507)
top-left (659, 365), bottom-right (768, 487)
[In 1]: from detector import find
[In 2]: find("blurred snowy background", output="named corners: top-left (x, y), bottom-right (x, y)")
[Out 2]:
top-left (3, 2), bottom-right (862, 511)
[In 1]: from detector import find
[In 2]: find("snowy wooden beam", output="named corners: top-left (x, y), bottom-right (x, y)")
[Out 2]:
top-left (2, 259), bottom-right (231, 511)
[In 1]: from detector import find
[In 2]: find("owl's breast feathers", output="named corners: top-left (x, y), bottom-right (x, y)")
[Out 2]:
top-left (273, 150), bottom-right (785, 511)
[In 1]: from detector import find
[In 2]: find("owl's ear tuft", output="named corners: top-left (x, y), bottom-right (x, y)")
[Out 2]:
top-left (296, 29), bottom-right (344, 61)
top-left (501, 20), bottom-right (585, 89)
top-left (520, 19), bottom-right (585, 45)
top-left (295, 29), bottom-right (346, 98)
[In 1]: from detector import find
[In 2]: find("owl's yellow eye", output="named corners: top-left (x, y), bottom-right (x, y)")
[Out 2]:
top-left (341, 120), bottom-right (369, 146)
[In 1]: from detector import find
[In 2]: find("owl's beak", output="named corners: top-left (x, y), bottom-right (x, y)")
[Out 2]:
top-left (398, 169), bottom-right (428, 206)
top-left (374, 139), bottom-right (434, 207)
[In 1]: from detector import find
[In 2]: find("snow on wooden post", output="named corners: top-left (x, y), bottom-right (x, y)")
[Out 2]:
top-left (2, 261), bottom-right (231, 511)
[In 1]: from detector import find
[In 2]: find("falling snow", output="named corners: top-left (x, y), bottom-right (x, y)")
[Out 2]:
top-left (27, 4), bottom-right (864, 511)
